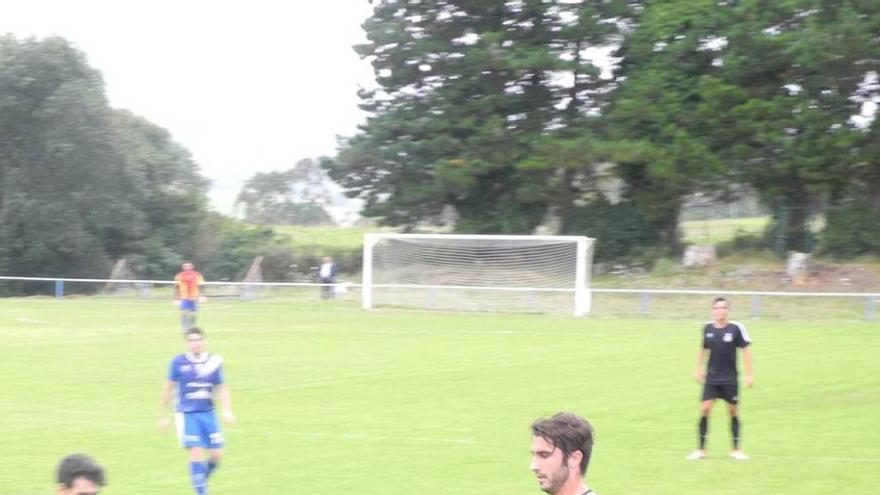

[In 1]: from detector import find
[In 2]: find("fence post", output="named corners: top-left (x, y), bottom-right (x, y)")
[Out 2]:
top-left (751, 294), bottom-right (761, 319)
top-left (54, 280), bottom-right (64, 298)
top-left (640, 292), bottom-right (651, 317)
top-left (866, 297), bottom-right (877, 322)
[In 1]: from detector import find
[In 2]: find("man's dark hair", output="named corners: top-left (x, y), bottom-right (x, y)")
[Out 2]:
top-left (185, 327), bottom-right (204, 338)
top-left (56, 453), bottom-right (105, 487)
top-left (713, 297), bottom-right (729, 306)
top-left (531, 412), bottom-right (595, 475)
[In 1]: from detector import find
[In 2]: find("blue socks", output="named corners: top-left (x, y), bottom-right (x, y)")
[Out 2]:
top-left (189, 459), bottom-right (219, 494)
top-left (189, 461), bottom-right (207, 495)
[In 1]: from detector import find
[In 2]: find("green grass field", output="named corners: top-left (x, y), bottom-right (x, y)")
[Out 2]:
top-left (273, 225), bottom-right (398, 251)
top-left (680, 217), bottom-right (770, 245)
top-left (1, 298), bottom-right (878, 494)
top-left (275, 218), bottom-right (770, 250)
top-left (276, 218), bottom-right (767, 250)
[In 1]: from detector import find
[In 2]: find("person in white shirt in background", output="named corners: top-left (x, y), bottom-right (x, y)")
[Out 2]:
top-left (318, 256), bottom-right (337, 300)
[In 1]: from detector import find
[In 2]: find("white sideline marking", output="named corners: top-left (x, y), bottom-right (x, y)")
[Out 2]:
top-left (598, 446), bottom-right (880, 464)
top-left (14, 317), bottom-right (43, 324)
top-left (749, 454), bottom-right (880, 463)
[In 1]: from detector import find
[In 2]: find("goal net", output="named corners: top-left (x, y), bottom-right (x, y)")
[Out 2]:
top-left (362, 234), bottom-right (594, 316)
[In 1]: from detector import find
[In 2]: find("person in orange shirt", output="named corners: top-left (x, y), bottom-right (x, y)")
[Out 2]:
top-left (174, 262), bottom-right (206, 330)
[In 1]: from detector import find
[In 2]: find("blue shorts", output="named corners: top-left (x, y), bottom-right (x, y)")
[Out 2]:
top-left (180, 299), bottom-right (198, 312)
top-left (176, 411), bottom-right (224, 449)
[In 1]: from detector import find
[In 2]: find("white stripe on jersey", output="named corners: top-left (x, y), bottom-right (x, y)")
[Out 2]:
top-left (183, 352), bottom-right (224, 377)
top-left (731, 321), bottom-right (751, 342)
top-left (175, 412), bottom-right (185, 445)
top-left (185, 352), bottom-right (209, 363)
top-left (198, 354), bottom-right (223, 377)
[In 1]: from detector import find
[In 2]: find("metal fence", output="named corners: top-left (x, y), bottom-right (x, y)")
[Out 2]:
top-left (0, 276), bottom-right (877, 321)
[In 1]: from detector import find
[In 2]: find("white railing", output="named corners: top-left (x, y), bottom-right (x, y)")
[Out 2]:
top-left (1, 276), bottom-right (877, 320)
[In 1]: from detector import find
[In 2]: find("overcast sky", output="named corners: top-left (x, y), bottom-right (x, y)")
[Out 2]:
top-left (1, 0), bottom-right (376, 213)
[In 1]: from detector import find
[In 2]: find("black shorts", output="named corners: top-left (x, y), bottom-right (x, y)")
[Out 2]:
top-left (702, 382), bottom-right (739, 404)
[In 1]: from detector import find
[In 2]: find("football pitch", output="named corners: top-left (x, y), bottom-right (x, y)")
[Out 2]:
top-left (1, 298), bottom-right (878, 494)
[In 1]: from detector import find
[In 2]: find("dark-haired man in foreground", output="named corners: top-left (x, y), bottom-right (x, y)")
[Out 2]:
top-left (530, 412), bottom-right (598, 495)
top-left (56, 453), bottom-right (105, 495)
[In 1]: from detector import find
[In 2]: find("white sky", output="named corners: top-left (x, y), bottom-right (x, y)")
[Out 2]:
top-left (1, 0), bottom-right (376, 214)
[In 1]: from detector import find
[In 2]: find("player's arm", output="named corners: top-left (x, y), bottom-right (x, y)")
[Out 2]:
top-left (173, 275), bottom-right (181, 305)
top-left (741, 346), bottom-right (754, 387)
top-left (694, 348), bottom-right (707, 383)
top-left (198, 274), bottom-right (207, 302)
top-left (159, 380), bottom-right (175, 429)
top-left (216, 383), bottom-right (235, 423)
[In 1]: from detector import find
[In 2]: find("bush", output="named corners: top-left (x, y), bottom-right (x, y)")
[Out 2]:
top-left (818, 202), bottom-right (880, 258)
top-left (715, 229), bottom-right (773, 258)
top-left (564, 198), bottom-right (663, 262)
top-left (651, 256), bottom-right (680, 275)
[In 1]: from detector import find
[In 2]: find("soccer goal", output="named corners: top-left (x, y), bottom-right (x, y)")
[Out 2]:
top-left (362, 233), bottom-right (595, 316)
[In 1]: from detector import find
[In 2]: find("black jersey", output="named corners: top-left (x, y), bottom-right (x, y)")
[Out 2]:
top-left (702, 321), bottom-right (751, 384)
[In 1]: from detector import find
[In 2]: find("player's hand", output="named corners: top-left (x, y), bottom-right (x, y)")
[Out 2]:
top-left (198, 295), bottom-right (208, 303)
top-left (222, 411), bottom-right (236, 424)
top-left (744, 374), bottom-right (754, 388)
top-left (158, 417), bottom-right (170, 430)
top-left (694, 371), bottom-right (705, 384)
top-left (173, 299), bottom-right (181, 308)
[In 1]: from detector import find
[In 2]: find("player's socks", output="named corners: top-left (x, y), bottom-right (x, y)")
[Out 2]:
top-left (699, 416), bottom-right (708, 449)
top-left (190, 461), bottom-right (207, 495)
top-left (206, 459), bottom-right (219, 478)
top-left (731, 416), bottom-right (740, 449)
top-left (181, 312), bottom-right (196, 331)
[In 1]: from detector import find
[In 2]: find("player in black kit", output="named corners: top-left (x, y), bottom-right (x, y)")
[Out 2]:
top-left (687, 297), bottom-right (754, 461)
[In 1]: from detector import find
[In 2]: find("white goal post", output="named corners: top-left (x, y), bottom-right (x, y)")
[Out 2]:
top-left (362, 233), bottom-right (595, 316)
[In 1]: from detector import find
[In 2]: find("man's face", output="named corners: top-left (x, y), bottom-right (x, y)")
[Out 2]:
top-left (712, 300), bottom-right (730, 321)
top-left (57, 477), bottom-right (101, 495)
top-left (529, 436), bottom-right (571, 494)
top-left (186, 334), bottom-right (204, 354)
top-left (182, 262), bottom-right (194, 271)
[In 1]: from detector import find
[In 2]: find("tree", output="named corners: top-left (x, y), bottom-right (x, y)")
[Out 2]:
top-left (0, 36), bottom-right (215, 286)
top-left (236, 159), bottom-right (335, 226)
top-left (601, 0), bottom-right (880, 254)
top-left (0, 36), bottom-right (137, 278)
top-left (108, 109), bottom-right (213, 275)
top-left (602, 0), bottom-right (735, 252)
top-left (685, 0), bottom-right (879, 252)
top-left (327, 0), bottom-right (629, 234)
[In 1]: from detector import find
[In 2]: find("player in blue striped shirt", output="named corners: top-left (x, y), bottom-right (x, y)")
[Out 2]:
top-left (160, 327), bottom-right (235, 494)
